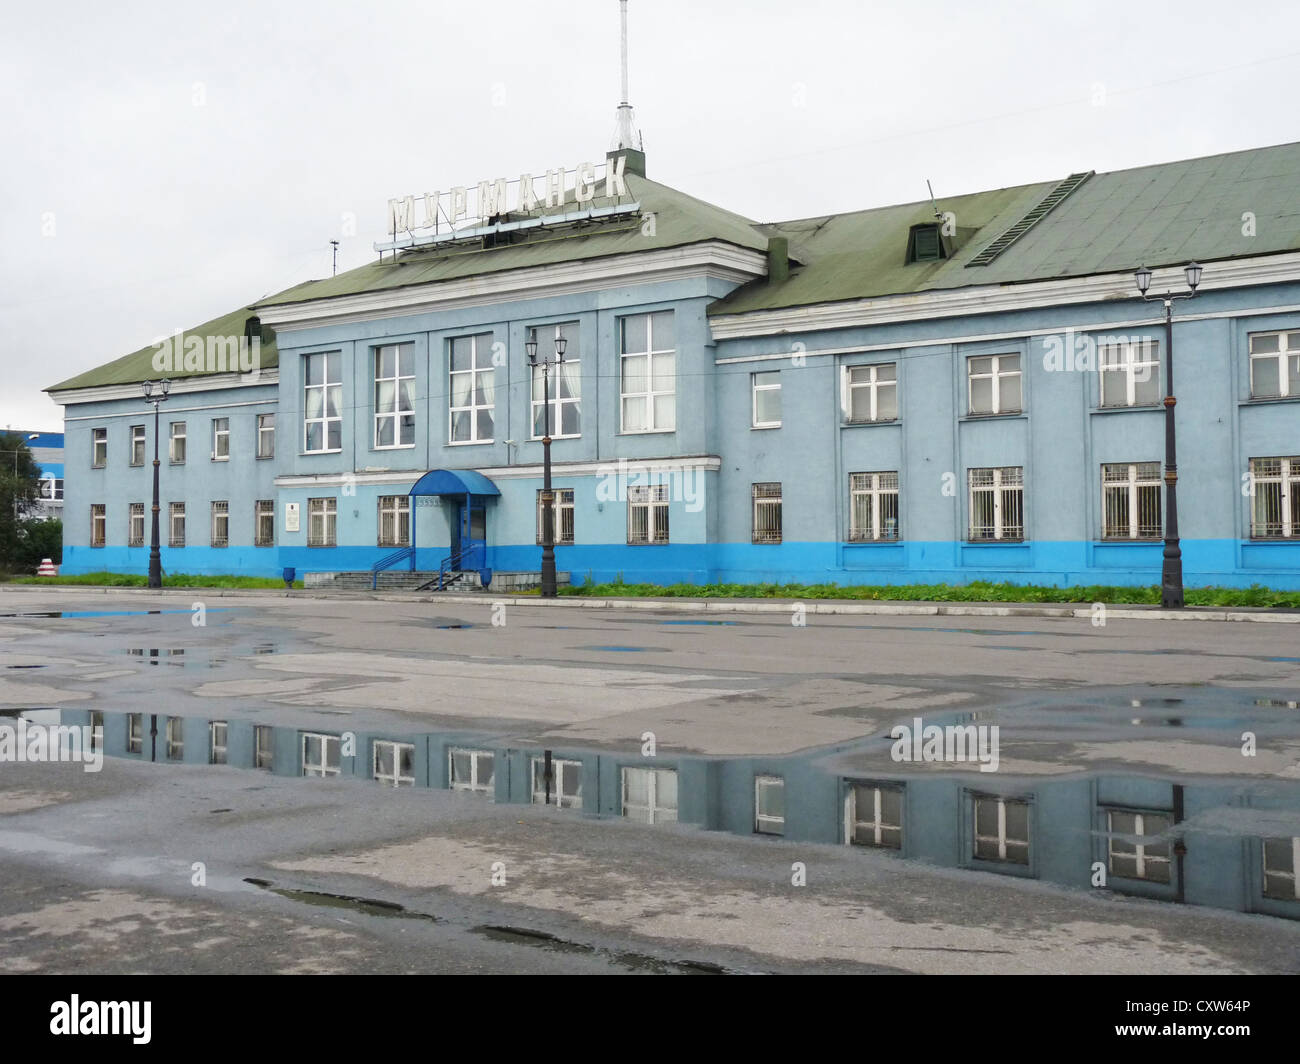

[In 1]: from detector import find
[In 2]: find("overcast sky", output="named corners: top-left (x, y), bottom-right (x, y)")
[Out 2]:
top-left (4, 0), bottom-right (1297, 431)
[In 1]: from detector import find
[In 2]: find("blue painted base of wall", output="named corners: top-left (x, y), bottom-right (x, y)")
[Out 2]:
top-left (61, 545), bottom-right (282, 579)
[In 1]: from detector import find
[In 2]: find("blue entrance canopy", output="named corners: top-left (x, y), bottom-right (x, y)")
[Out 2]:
top-left (408, 469), bottom-right (500, 497)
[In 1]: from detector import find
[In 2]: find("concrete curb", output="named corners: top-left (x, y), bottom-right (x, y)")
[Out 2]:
top-left (1, 582), bottom-right (1298, 622)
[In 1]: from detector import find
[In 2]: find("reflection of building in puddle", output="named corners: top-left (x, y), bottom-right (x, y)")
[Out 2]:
top-left (50, 708), bottom-right (1300, 922)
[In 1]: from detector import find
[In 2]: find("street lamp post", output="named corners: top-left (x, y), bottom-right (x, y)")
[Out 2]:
top-left (526, 333), bottom-right (567, 599)
top-left (2, 434), bottom-right (41, 523)
top-left (1134, 262), bottom-right (1202, 610)
top-left (141, 380), bottom-right (172, 589)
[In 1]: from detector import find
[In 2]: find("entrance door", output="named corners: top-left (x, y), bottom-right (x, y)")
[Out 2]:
top-left (450, 498), bottom-right (487, 569)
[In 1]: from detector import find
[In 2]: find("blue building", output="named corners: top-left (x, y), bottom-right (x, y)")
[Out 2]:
top-left (47, 141), bottom-right (1300, 588)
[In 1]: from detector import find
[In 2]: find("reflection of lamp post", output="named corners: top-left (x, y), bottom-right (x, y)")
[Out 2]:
top-left (1134, 262), bottom-right (1202, 610)
top-left (141, 380), bottom-right (172, 589)
top-left (526, 332), bottom-right (567, 599)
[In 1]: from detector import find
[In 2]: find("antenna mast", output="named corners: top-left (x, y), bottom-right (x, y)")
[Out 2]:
top-left (612, 0), bottom-right (641, 151)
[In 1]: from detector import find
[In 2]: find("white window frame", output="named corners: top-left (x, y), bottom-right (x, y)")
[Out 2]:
top-left (752, 482), bottom-right (782, 544)
top-left (91, 427), bottom-right (107, 468)
top-left (209, 721), bottom-right (228, 765)
top-left (531, 757), bottom-right (583, 809)
top-left (536, 488), bottom-right (575, 545)
top-left (967, 353), bottom-right (1022, 416)
top-left (529, 322), bottom-right (581, 440)
top-left (619, 311), bottom-right (675, 434)
top-left (377, 495), bottom-right (411, 547)
top-left (1263, 836), bottom-right (1300, 901)
top-left (90, 504), bottom-right (106, 547)
top-left (254, 725), bottom-right (273, 770)
top-left (373, 739), bottom-right (415, 787)
top-left (1101, 462), bottom-right (1162, 540)
top-left (1249, 456), bottom-right (1300, 539)
top-left (967, 467), bottom-right (1025, 542)
top-left (848, 471), bottom-right (900, 541)
top-left (169, 421), bottom-right (186, 464)
top-left (628, 484), bottom-right (669, 545)
top-left (303, 351), bottom-right (343, 453)
top-left (449, 747), bottom-right (495, 796)
top-left (256, 413), bottom-right (275, 459)
top-left (1106, 809), bottom-right (1172, 883)
top-left (448, 334), bottom-right (495, 445)
top-left (210, 501), bottom-right (229, 548)
top-left (127, 713), bottom-right (143, 753)
top-left (1248, 330), bottom-right (1299, 399)
top-left (621, 766), bottom-right (678, 824)
top-left (1099, 340), bottom-right (1160, 408)
top-left (373, 343), bottom-right (416, 449)
top-left (844, 363), bottom-right (898, 423)
top-left (972, 795), bottom-right (1030, 864)
top-left (307, 497), bottom-right (337, 547)
top-left (754, 774), bottom-right (785, 835)
top-left (254, 500), bottom-right (275, 547)
top-left (301, 732), bottom-right (342, 777)
top-left (751, 370), bottom-right (782, 428)
top-left (846, 782), bottom-right (903, 849)
top-left (130, 424), bottom-right (146, 467)
top-left (165, 716), bottom-right (184, 761)
top-left (211, 417), bottom-right (230, 461)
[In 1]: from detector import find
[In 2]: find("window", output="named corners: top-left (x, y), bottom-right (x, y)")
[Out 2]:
top-left (968, 354), bottom-right (1022, 415)
top-left (377, 496), bottom-right (411, 547)
top-left (130, 424), bottom-right (146, 466)
top-left (302, 733), bottom-right (341, 777)
top-left (848, 782), bottom-right (902, 849)
top-left (254, 725), bottom-right (273, 770)
top-left (621, 766), bottom-right (678, 824)
top-left (844, 363), bottom-right (897, 423)
top-left (169, 421), bottom-right (186, 464)
top-left (374, 343), bottom-right (415, 448)
top-left (211, 418), bottom-right (229, 461)
top-left (1250, 456), bottom-right (1300, 538)
top-left (752, 371), bottom-right (781, 428)
top-left (42, 477), bottom-right (63, 500)
top-left (90, 711), bottom-right (103, 754)
top-left (754, 775), bottom-right (785, 835)
top-left (1100, 340), bottom-right (1160, 408)
top-left (209, 721), bottom-right (228, 765)
top-left (1102, 463), bottom-right (1162, 540)
top-left (168, 502), bottom-right (185, 547)
top-left (1249, 331), bottom-right (1299, 399)
top-left (628, 484), bottom-right (669, 545)
top-left (1263, 836), bottom-right (1300, 900)
top-left (449, 748), bottom-right (495, 796)
top-left (973, 795), bottom-right (1030, 864)
top-left (449, 334), bottom-right (495, 444)
top-left (529, 322), bottom-right (581, 438)
top-left (374, 740), bottom-right (415, 787)
top-left (906, 223), bottom-right (945, 263)
top-left (536, 488), bottom-right (575, 545)
top-left (531, 757), bottom-right (583, 809)
top-left (165, 717), bottom-right (184, 761)
top-left (90, 504), bottom-right (106, 547)
top-left (304, 351), bottom-right (343, 452)
top-left (127, 713), bottom-right (143, 754)
top-left (257, 413), bottom-right (275, 458)
top-left (620, 311), bottom-right (675, 433)
top-left (849, 472), bottom-right (900, 541)
top-left (968, 467), bottom-right (1024, 541)
top-left (752, 483), bottom-right (782, 544)
top-left (128, 503), bottom-right (145, 547)
top-left (92, 427), bottom-right (107, 467)
top-left (211, 501), bottom-right (229, 548)
top-left (1107, 809), bottom-right (1171, 883)
top-left (308, 497), bottom-right (336, 547)
top-left (255, 500), bottom-right (275, 547)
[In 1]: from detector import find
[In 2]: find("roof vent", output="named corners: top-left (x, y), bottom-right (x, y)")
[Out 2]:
top-left (906, 223), bottom-right (946, 264)
top-left (966, 171), bottom-right (1094, 267)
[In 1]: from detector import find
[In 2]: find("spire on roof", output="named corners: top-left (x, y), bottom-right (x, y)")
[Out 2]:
top-left (611, 0), bottom-right (643, 153)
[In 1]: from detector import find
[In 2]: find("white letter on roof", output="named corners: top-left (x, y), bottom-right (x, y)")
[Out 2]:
top-left (605, 153), bottom-right (627, 198)
top-left (575, 162), bottom-right (596, 204)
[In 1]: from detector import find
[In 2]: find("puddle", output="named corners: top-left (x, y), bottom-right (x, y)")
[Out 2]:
top-left (435, 624), bottom-right (473, 630)
top-left (5, 665), bottom-right (47, 670)
top-left (659, 620), bottom-right (739, 627)
top-left (474, 925), bottom-right (729, 974)
top-left (579, 645), bottom-right (666, 653)
top-left (0, 609), bottom-right (234, 620)
top-left (243, 878), bottom-right (437, 922)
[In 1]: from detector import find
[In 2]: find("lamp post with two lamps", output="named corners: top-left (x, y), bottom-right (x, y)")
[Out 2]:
top-left (525, 332), bottom-right (568, 599)
top-left (141, 379), bottom-right (172, 589)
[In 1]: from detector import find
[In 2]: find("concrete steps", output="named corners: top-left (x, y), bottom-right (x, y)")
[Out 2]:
top-left (303, 570), bottom-right (569, 593)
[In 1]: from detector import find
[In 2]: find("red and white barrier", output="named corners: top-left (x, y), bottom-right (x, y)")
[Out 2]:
top-left (36, 558), bottom-right (58, 577)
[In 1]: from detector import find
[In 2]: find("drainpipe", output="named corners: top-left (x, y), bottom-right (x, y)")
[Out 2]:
top-left (1173, 784), bottom-right (1186, 903)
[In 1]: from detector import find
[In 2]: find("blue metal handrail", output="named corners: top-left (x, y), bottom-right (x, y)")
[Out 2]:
top-left (371, 545), bottom-right (415, 590)
top-left (438, 547), bottom-right (471, 591)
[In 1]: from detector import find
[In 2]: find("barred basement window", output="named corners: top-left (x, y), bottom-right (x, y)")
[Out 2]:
top-left (968, 467), bottom-right (1024, 541)
top-left (531, 757), bottom-right (583, 809)
top-left (308, 497), bottom-right (336, 547)
top-left (92, 427), bottom-right (107, 468)
top-left (844, 363), bottom-right (897, 423)
top-left (377, 495), bottom-right (411, 547)
top-left (1249, 331), bottom-right (1300, 399)
top-left (449, 748), bottom-right (494, 796)
top-left (257, 413), bottom-right (276, 458)
top-left (1102, 463), bottom-right (1162, 539)
top-left (529, 322), bottom-right (581, 438)
top-left (210, 501), bottom-right (229, 548)
top-left (374, 343), bottom-right (415, 448)
top-left (847, 782), bottom-right (902, 849)
top-left (1107, 809), bottom-right (1171, 883)
top-left (130, 424), bottom-right (146, 466)
top-left (254, 725), bottom-right (273, 770)
top-left (304, 351), bottom-right (343, 452)
top-left (628, 484), bottom-right (669, 544)
top-left (211, 417), bottom-right (229, 461)
top-left (169, 421), bottom-right (186, 464)
top-left (1099, 340), bottom-right (1160, 407)
top-left (1250, 456), bottom-right (1300, 538)
top-left (127, 713), bottom-right (143, 754)
top-left (973, 795), bottom-right (1030, 864)
top-left (968, 354), bottom-right (1021, 415)
top-left (254, 500), bottom-right (275, 547)
top-left (168, 502), bottom-right (185, 548)
top-left (754, 775), bottom-right (785, 835)
top-left (301, 732), bottom-right (341, 777)
top-left (1263, 836), bottom-right (1300, 900)
top-left (166, 716), bottom-right (184, 761)
top-left (209, 721), bottom-right (228, 765)
top-left (536, 488), bottom-right (575, 545)
top-left (90, 504), bottom-right (106, 547)
top-left (620, 311), bottom-right (675, 433)
top-left (621, 766), bottom-right (678, 824)
top-left (752, 371), bottom-right (782, 428)
top-left (128, 503), bottom-right (145, 547)
top-left (374, 740), bottom-right (415, 787)
top-left (752, 483), bottom-right (782, 544)
top-left (849, 472), bottom-right (899, 541)
top-left (449, 334), bottom-right (495, 444)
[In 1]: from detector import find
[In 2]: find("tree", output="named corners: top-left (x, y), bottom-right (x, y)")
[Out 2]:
top-left (14, 518), bottom-right (62, 572)
top-left (0, 433), bottom-right (42, 572)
